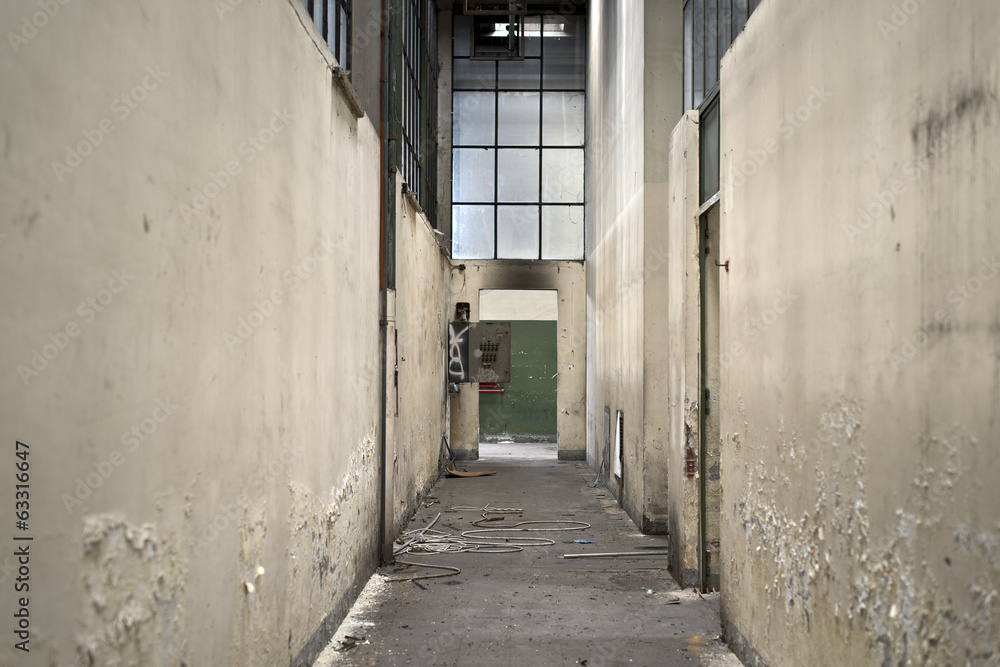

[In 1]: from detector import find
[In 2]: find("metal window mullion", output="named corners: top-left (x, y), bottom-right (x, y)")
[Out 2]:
top-left (415, 0), bottom-right (423, 203)
top-left (493, 67), bottom-right (499, 259)
top-left (582, 19), bottom-right (587, 261)
top-left (537, 14), bottom-right (544, 259)
top-left (323, 0), bottom-right (330, 50)
top-left (537, 86), bottom-right (544, 259)
top-left (332, 0), bottom-right (339, 63)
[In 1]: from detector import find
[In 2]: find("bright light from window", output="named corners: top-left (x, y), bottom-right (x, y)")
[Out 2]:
top-left (490, 20), bottom-right (565, 37)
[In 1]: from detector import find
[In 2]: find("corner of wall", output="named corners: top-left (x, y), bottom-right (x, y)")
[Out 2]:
top-left (666, 110), bottom-right (702, 588)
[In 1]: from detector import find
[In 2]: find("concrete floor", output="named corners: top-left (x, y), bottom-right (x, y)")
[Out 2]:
top-left (314, 444), bottom-right (742, 667)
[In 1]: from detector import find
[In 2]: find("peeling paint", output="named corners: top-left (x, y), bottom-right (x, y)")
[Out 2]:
top-left (733, 407), bottom-right (1000, 665)
top-left (77, 515), bottom-right (188, 666)
top-left (284, 430), bottom-right (379, 655)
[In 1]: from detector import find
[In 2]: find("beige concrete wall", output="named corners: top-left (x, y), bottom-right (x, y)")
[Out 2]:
top-left (449, 262), bottom-right (587, 459)
top-left (586, 0), bottom-right (683, 530)
top-left (587, 0), bottom-right (649, 523)
top-left (641, 0), bottom-right (684, 534)
top-left (389, 176), bottom-right (452, 536)
top-left (0, 0), bottom-right (387, 663)
top-left (480, 289), bottom-right (559, 321)
top-left (718, 0), bottom-right (1000, 664)
top-left (666, 111), bottom-right (703, 588)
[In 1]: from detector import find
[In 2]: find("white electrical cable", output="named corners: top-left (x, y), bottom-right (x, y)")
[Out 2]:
top-left (388, 505), bottom-right (594, 577)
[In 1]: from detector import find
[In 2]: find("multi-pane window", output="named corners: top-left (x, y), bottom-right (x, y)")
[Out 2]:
top-left (300, 0), bottom-right (352, 69)
top-left (400, 0), bottom-right (430, 209)
top-left (452, 13), bottom-right (586, 261)
top-left (683, 0), bottom-right (759, 110)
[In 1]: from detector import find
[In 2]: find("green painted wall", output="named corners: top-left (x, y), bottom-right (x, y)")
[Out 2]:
top-left (479, 320), bottom-right (557, 437)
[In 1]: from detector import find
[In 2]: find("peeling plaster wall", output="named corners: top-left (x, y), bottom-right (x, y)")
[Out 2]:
top-left (719, 0), bottom-right (1000, 664)
top-left (449, 262), bottom-right (586, 460)
top-left (586, 0), bottom-right (684, 531)
top-left (390, 176), bottom-right (452, 536)
top-left (0, 0), bottom-right (383, 664)
top-left (77, 516), bottom-right (187, 666)
top-left (640, 0), bottom-right (685, 535)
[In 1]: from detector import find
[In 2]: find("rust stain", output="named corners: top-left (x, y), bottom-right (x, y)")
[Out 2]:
top-left (685, 634), bottom-right (708, 654)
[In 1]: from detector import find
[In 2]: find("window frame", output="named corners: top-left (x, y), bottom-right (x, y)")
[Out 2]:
top-left (683, 0), bottom-right (759, 111)
top-left (301, 0), bottom-right (352, 70)
top-left (394, 0), bottom-right (438, 220)
top-left (451, 10), bottom-right (587, 261)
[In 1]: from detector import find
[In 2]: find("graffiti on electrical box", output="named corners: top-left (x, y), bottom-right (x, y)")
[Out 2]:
top-left (448, 322), bottom-right (470, 383)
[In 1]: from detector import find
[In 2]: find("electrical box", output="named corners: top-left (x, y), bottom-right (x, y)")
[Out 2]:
top-left (470, 321), bottom-right (511, 383)
top-left (448, 321), bottom-right (511, 384)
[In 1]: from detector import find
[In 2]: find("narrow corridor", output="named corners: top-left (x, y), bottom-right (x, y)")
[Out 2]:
top-left (314, 444), bottom-right (740, 667)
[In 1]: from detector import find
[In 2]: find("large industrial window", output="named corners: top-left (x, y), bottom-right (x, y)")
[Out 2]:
top-left (400, 0), bottom-right (434, 210)
top-left (683, 0), bottom-right (759, 110)
top-left (451, 11), bottom-right (586, 261)
top-left (300, 0), bottom-right (352, 70)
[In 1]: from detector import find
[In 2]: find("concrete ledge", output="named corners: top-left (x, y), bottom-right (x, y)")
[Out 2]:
top-left (722, 617), bottom-right (770, 667)
top-left (679, 568), bottom-right (700, 589)
top-left (557, 450), bottom-right (586, 461)
top-left (622, 494), bottom-right (643, 529)
top-left (640, 517), bottom-right (669, 535)
top-left (391, 473), bottom-right (440, 542)
top-left (291, 545), bottom-right (378, 667)
top-left (452, 449), bottom-right (479, 461)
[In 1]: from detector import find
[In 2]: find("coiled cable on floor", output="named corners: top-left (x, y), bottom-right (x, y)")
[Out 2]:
top-left (389, 560), bottom-right (462, 583)
top-left (462, 520), bottom-right (591, 537)
top-left (386, 505), bottom-right (593, 582)
top-left (453, 503), bottom-right (525, 525)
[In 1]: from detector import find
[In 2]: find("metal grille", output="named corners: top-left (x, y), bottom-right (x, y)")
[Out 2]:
top-left (400, 0), bottom-right (425, 205)
top-left (301, 0), bottom-right (352, 70)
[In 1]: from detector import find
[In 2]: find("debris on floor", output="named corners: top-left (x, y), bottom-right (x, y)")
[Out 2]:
top-left (335, 635), bottom-right (366, 652)
top-left (445, 462), bottom-right (497, 477)
top-left (314, 445), bottom-right (741, 666)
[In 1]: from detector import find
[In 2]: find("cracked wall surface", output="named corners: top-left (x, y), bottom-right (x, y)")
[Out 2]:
top-left (719, 0), bottom-right (1000, 664)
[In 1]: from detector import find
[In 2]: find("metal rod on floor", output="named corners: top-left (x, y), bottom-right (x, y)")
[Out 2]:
top-left (562, 551), bottom-right (670, 559)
